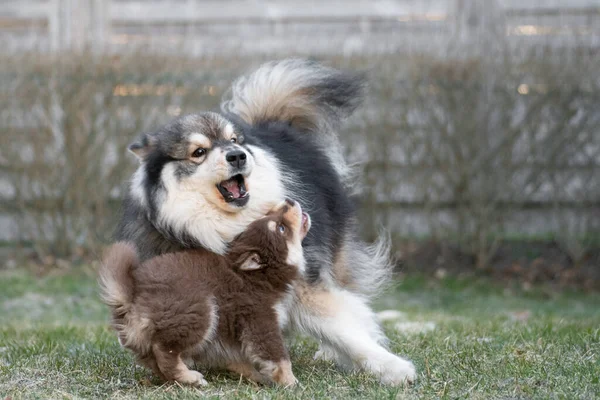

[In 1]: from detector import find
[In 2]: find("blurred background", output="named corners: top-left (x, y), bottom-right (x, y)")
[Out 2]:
top-left (1, 0), bottom-right (599, 288)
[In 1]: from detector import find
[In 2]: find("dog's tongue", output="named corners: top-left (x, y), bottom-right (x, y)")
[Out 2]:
top-left (222, 179), bottom-right (241, 198)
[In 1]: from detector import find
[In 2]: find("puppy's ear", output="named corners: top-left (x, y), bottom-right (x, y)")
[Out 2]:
top-left (128, 133), bottom-right (156, 161)
top-left (239, 253), bottom-right (262, 271)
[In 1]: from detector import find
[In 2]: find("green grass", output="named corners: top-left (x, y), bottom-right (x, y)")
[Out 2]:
top-left (1, 267), bottom-right (599, 399)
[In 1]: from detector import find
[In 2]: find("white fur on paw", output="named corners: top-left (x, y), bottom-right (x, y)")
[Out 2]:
top-left (179, 370), bottom-right (208, 387)
top-left (377, 356), bottom-right (416, 386)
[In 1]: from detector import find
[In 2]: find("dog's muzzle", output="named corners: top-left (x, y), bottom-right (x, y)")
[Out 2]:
top-left (226, 150), bottom-right (247, 169)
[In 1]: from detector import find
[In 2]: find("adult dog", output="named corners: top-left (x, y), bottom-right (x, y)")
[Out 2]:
top-left (115, 59), bottom-right (416, 385)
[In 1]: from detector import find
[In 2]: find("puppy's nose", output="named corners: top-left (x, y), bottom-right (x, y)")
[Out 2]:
top-left (284, 198), bottom-right (295, 206)
top-left (226, 150), bottom-right (247, 169)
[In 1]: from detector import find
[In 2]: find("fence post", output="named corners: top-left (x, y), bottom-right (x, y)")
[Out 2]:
top-left (50, 0), bottom-right (110, 52)
top-left (47, 0), bottom-right (61, 52)
top-left (91, 0), bottom-right (110, 52)
top-left (451, 0), bottom-right (506, 58)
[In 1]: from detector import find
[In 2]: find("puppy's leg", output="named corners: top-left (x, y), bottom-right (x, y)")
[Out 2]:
top-left (241, 325), bottom-right (298, 387)
top-left (251, 358), bottom-right (297, 388)
top-left (152, 344), bottom-right (207, 387)
top-left (264, 359), bottom-right (296, 388)
top-left (226, 361), bottom-right (270, 385)
top-left (138, 353), bottom-right (167, 381)
top-left (292, 283), bottom-right (416, 386)
top-left (149, 295), bottom-right (217, 386)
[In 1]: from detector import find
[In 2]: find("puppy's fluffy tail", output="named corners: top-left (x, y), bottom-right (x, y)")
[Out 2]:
top-left (221, 59), bottom-right (365, 184)
top-left (98, 242), bottom-right (137, 319)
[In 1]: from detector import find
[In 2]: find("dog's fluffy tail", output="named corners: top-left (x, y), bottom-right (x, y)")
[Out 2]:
top-left (332, 229), bottom-right (394, 301)
top-left (349, 232), bottom-right (395, 300)
top-left (221, 59), bottom-right (364, 133)
top-left (221, 59), bottom-right (365, 184)
top-left (98, 242), bottom-right (138, 319)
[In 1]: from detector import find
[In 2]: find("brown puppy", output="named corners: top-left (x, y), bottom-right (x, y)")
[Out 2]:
top-left (99, 199), bottom-right (311, 387)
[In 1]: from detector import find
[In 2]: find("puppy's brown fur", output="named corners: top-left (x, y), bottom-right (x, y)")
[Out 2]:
top-left (100, 200), bottom-right (310, 387)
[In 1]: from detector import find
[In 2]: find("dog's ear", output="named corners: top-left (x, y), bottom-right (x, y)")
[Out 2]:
top-left (128, 133), bottom-right (156, 161)
top-left (239, 253), bottom-right (262, 271)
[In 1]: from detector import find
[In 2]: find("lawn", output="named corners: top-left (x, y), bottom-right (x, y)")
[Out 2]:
top-left (1, 266), bottom-right (599, 399)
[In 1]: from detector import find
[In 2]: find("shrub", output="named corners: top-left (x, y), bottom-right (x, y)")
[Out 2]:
top-left (354, 50), bottom-right (600, 268)
top-left (1, 50), bottom-right (598, 268)
top-left (0, 52), bottom-right (241, 258)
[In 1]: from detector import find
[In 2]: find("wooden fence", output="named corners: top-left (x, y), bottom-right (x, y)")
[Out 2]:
top-left (1, 0), bottom-right (600, 54)
top-left (0, 0), bottom-right (599, 247)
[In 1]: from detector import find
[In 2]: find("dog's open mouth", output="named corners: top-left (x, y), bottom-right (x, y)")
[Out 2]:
top-left (217, 174), bottom-right (250, 206)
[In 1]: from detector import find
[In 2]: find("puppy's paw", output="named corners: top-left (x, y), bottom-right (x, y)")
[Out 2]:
top-left (279, 373), bottom-right (298, 388)
top-left (377, 356), bottom-right (416, 386)
top-left (270, 360), bottom-right (298, 388)
top-left (177, 370), bottom-right (208, 387)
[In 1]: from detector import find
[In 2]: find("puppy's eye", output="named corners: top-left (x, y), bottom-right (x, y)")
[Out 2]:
top-left (278, 224), bottom-right (285, 234)
top-left (230, 137), bottom-right (237, 143)
top-left (192, 148), bottom-right (206, 158)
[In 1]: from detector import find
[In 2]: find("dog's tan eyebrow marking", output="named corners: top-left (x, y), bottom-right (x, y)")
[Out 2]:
top-left (223, 123), bottom-right (236, 140)
top-left (268, 220), bottom-right (277, 232)
top-left (188, 133), bottom-right (211, 151)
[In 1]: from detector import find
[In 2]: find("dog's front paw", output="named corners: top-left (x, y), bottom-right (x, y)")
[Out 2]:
top-left (377, 356), bottom-right (416, 386)
top-left (177, 370), bottom-right (208, 387)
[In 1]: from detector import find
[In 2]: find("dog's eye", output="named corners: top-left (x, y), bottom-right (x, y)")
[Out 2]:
top-left (278, 224), bottom-right (285, 234)
top-left (192, 148), bottom-right (206, 158)
top-left (230, 137), bottom-right (237, 143)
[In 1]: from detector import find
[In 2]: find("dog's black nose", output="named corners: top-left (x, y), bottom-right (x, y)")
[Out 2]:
top-left (285, 198), bottom-right (295, 206)
top-left (225, 150), bottom-right (247, 169)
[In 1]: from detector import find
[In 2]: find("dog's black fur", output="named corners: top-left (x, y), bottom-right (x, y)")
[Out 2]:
top-left (233, 119), bottom-right (356, 282)
top-left (116, 61), bottom-right (363, 284)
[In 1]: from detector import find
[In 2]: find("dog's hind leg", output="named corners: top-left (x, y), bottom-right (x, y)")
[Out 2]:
top-left (291, 282), bottom-right (416, 386)
top-left (152, 344), bottom-right (208, 387)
